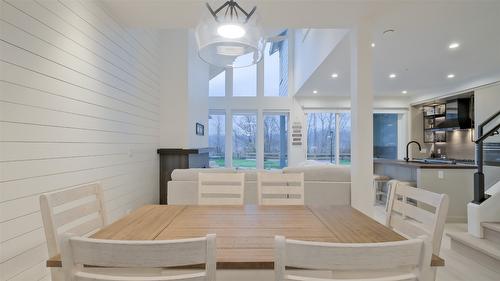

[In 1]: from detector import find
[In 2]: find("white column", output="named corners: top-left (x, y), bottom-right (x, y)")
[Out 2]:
top-left (350, 23), bottom-right (374, 216)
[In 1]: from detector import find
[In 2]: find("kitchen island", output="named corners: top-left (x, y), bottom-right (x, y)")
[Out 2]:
top-left (374, 159), bottom-right (477, 222)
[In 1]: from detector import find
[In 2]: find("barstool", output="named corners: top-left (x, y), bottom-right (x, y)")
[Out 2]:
top-left (373, 174), bottom-right (391, 206)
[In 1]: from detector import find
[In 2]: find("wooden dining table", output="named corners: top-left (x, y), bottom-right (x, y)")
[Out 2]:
top-left (47, 204), bottom-right (444, 269)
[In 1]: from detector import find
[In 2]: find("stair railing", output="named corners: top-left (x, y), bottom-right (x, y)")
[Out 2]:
top-left (473, 109), bottom-right (500, 204)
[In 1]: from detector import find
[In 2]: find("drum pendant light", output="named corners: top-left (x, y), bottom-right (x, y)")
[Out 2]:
top-left (195, 1), bottom-right (264, 68)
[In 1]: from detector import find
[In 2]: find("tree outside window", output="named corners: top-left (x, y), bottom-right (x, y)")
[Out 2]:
top-left (208, 114), bottom-right (225, 167)
top-left (232, 114), bottom-right (257, 169)
top-left (264, 113), bottom-right (288, 169)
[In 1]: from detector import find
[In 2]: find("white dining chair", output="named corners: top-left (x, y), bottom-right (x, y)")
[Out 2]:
top-left (385, 181), bottom-right (449, 281)
top-left (39, 182), bottom-right (107, 281)
top-left (274, 235), bottom-right (433, 281)
top-left (198, 172), bottom-right (245, 205)
top-left (61, 234), bottom-right (216, 281)
top-left (257, 172), bottom-right (304, 205)
top-left (386, 181), bottom-right (449, 256)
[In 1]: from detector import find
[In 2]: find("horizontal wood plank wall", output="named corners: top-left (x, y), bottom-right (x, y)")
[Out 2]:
top-left (0, 0), bottom-right (161, 280)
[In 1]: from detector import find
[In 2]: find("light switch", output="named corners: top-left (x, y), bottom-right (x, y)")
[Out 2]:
top-left (421, 148), bottom-right (427, 153)
top-left (438, 170), bottom-right (444, 179)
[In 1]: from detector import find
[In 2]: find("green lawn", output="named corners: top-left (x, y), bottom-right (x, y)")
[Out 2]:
top-left (213, 159), bottom-right (282, 169)
top-left (232, 159), bottom-right (256, 168)
top-left (212, 158), bottom-right (350, 168)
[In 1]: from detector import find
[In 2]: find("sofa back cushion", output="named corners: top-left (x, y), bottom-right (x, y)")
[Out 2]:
top-left (283, 166), bottom-right (350, 182)
top-left (238, 169), bottom-right (282, 182)
top-left (171, 168), bottom-right (235, 181)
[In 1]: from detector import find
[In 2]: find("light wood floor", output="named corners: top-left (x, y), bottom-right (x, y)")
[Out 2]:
top-left (436, 223), bottom-right (499, 281)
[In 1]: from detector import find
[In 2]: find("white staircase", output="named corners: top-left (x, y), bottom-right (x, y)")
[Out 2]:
top-left (447, 181), bottom-right (500, 274)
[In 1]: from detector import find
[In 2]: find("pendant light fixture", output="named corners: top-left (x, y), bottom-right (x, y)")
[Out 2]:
top-left (195, 0), bottom-right (264, 68)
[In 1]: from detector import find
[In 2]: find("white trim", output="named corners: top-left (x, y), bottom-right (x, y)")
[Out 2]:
top-left (225, 110), bottom-right (232, 168)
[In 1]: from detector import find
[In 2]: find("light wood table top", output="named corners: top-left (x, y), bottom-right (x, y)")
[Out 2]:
top-left (47, 205), bottom-right (444, 269)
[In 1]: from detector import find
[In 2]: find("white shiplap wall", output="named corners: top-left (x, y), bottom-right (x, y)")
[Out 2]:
top-left (0, 0), bottom-right (161, 280)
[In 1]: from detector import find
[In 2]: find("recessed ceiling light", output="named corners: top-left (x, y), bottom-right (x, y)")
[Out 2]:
top-left (331, 73), bottom-right (339, 78)
top-left (389, 73), bottom-right (397, 79)
top-left (371, 43), bottom-right (375, 48)
top-left (402, 90), bottom-right (408, 94)
top-left (448, 42), bottom-right (460, 49)
top-left (313, 90), bottom-right (318, 94)
top-left (447, 74), bottom-right (455, 79)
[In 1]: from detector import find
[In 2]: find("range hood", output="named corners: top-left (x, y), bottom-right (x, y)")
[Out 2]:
top-left (434, 98), bottom-right (474, 130)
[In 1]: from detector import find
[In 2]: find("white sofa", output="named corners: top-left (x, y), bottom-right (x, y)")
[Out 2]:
top-left (167, 165), bottom-right (351, 205)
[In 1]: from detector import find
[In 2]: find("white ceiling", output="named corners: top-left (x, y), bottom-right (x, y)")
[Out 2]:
top-left (102, 0), bottom-right (500, 99)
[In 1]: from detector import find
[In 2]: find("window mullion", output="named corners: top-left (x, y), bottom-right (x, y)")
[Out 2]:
top-left (335, 113), bottom-right (341, 165)
top-left (257, 110), bottom-right (264, 169)
top-left (225, 110), bottom-right (233, 168)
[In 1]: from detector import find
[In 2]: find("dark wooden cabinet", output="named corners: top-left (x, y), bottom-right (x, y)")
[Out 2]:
top-left (157, 148), bottom-right (210, 204)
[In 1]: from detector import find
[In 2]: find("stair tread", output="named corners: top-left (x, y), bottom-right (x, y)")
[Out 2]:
top-left (447, 232), bottom-right (500, 260)
top-left (482, 222), bottom-right (500, 233)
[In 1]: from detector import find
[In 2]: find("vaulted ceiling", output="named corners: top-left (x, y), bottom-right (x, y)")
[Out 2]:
top-left (102, 0), bottom-right (500, 100)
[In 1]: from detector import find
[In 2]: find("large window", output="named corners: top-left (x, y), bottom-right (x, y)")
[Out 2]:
top-left (209, 70), bottom-right (225, 97)
top-left (233, 54), bottom-right (257, 97)
top-left (373, 113), bottom-right (398, 159)
top-left (306, 112), bottom-right (402, 165)
top-left (232, 114), bottom-right (257, 169)
top-left (306, 112), bottom-right (350, 165)
top-left (264, 113), bottom-right (288, 169)
top-left (208, 113), bottom-right (226, 167)
top-left (306, 113), bottom-right (336, 163)
top-left (208, 34), bottom-right (289, 168)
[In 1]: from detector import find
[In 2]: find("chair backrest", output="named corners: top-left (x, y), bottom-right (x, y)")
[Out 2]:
top-left (386, 181), bottom-right (449, 255)
top-left (61, 234), bottom-right (216, 281)
top-left (274, 235), bottom-right (432, 281)
top-left (198, 173), bottom-right (245, 205)
top-left (39, 183), bottom-right (107, 257)
top-left (257, 172), bottom-right (304, 205)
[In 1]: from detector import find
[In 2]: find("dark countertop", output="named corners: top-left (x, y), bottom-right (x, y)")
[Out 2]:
top-left (157, 148), bottom-right (211, 155)
top-left (374, 159), bottom-right (477, 169)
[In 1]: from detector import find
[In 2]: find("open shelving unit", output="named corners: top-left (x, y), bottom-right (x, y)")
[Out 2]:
top-left (423, 104), bottom-right (447, 143)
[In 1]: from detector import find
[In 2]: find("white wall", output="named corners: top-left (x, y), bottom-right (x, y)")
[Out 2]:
top-left (0, 0), bottom-right (161, 280)
top-left (159, 30), bottom-right (188, 148)
top-left (159, 29), bottom-right (208, 149)
top-left (475, 83), bottom-right (500, 189)
top-left (187, 31), bottom-right (209, 148)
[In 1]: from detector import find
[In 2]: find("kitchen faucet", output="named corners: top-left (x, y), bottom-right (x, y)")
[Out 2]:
top-left (405, 141), bottom-right (422, 162)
